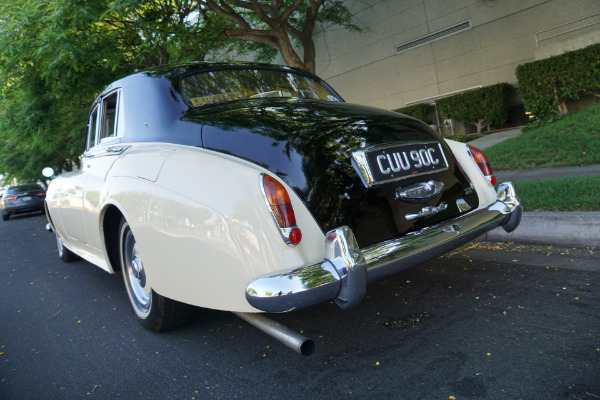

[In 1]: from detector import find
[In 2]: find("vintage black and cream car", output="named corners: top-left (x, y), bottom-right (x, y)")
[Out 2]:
top-left (44, 63), bottom-right (521, 355)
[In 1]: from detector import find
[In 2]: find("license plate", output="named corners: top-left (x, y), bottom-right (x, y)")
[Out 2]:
top-left (365, 142), bottom-right (448, 183)
top-left (22, 196), bottom-right (32, 202)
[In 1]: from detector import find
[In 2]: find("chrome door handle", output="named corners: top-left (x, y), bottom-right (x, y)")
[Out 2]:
top-left (405, 202), bottom-right (448, 221)
top-left (106, 145), bottom-right (129, 154)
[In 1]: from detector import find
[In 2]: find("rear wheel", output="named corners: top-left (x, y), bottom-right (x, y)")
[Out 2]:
top-left (119, 218), bottom-right (195, 332)
top-left (57, 234), bottom-right (79, 262)
top-left (2, 212), bottom-right (9, 221)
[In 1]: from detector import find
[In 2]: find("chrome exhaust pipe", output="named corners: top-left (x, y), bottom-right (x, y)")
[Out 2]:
top-left (234, 312), bottom-right (315, 357)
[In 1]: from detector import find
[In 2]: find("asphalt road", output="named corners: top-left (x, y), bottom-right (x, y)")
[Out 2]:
top-left (1, 214), bottom-right (599, 400)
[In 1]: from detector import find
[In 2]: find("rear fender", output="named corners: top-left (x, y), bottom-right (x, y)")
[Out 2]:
top-left (126, 146), bottom-right (324, 312)
top-left (444, 139), bottom-right (497, 208)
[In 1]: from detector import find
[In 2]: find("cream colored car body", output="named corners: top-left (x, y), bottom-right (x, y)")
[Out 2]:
top-left (46, 137), bottom-right (498, 313)
top-left (444, 139), bottom-right (498, 207)
top-left (46, 142), bottom-right (326, 312)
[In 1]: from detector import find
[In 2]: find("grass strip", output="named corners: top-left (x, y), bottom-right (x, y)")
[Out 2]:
top-left (513, 176), bottom-right (600, 211)
top-left (485, 104), bottom-right (600, 170)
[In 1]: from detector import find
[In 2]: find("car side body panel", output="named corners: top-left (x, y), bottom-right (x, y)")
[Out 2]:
top-left (98, 144), bottom-right (325, 311)
top-left (46, 171), bottom-right (110, 270)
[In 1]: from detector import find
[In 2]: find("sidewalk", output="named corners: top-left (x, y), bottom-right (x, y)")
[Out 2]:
top-left (467, 128), bottom-right (523, 150)
top-left (467, 129), bottom-right (599, 248)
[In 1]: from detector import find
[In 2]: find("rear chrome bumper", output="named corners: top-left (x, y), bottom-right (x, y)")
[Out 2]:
top-left (246, 182), bottom-right (522, 313)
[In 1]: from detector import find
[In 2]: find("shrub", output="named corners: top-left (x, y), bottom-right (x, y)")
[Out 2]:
top-left (516, 43), bottom-right (600, 119)
top-left (393, 103), bottom-right (430, 123)
top-left (436, 83), bottom-right (511, 134)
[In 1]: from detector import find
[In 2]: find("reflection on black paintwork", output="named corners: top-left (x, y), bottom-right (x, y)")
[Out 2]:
top-left (195, 100), bottom-right (477, 247)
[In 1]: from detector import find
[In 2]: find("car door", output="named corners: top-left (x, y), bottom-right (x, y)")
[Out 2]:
top-left (81, 90), bottom-right (126, 258)
top-left (58, 104), bottom-right (99, 246)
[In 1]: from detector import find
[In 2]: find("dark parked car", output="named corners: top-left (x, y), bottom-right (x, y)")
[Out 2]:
top-left (1, 184), bottom-right (46, 220)
top-left (44, 62), bottom-right (522, 354)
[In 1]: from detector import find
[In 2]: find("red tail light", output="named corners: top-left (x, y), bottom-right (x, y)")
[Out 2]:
top-left (4, 195), bottom-right (18, 201)
top-left (35, 192), bottom-right (46, 197)
top-left (261, 174), bottom-right (302, 245)
top-left (468, 145), bottom-right (496, 185)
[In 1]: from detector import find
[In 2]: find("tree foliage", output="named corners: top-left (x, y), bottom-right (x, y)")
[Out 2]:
top-left (516, 43), bottom-right (600, 119)
top-left (0, 0), bottom-right (211, 182)
top-left (0, 0), bottom-right (359, 183)
top-left (437, 83), bottom-right (511, 134)
top-left (393, 103), bottom-right (431, 124)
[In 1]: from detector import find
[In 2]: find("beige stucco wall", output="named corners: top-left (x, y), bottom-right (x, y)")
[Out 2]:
top-left (313, 0), bottom-right (600, 110)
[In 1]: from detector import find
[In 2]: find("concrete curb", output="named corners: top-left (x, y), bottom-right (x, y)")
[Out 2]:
top-left (462, 130), bottom-right (598, 248)
top-left (479, 211), bottom-right (600, 247)
top-left (496, 164), bottom-right (600, 181)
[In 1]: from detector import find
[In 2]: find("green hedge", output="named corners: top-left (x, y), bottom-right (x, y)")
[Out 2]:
top-left (516, 43), bottom-right (600, 119)
top-left (436, 83), bottom-right (511, 134)
top-left (393, 103), bottom-right (430, 123)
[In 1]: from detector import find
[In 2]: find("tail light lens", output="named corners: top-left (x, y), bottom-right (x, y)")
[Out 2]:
top-left (261, 174), bottom-right (302, 246)
top-left (3, 195), bottom-right (18, 201)
top-left (36, 192), bottom-right (46, 197)
top-left (468, 145), bottom-right (496, 185)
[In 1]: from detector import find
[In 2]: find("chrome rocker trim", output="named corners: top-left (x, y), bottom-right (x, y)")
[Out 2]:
top-left (246, 182), bottom-right (523, 313)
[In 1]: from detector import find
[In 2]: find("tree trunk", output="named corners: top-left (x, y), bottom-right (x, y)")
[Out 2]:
top-left (274, 32), bottom-right (309, 71)
top-left (300, 35), bottom-right (316, 73)
top-left (475, 119), bottom-right (485, 134)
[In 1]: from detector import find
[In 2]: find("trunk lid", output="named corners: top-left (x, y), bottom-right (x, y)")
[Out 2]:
top-left (194, 100), bottom-right (478, 248)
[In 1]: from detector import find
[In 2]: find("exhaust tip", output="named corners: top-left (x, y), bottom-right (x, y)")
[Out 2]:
top-left (234, 312), bottom-right (316, 356)
top-left (300, 339), bottom-right (315, 357)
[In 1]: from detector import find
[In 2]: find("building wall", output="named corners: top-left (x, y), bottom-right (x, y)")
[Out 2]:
top-left (313, 0), bottom-right (600, 110)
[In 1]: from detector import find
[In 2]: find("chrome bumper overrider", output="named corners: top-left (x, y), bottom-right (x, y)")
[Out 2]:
top-left (246, 182), bottom-right (522, 313)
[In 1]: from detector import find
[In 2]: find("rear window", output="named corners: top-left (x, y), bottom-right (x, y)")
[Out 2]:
top-left (7, 185), bottom-right (44, 194)
top-left (180, 68), bottom-right (342, 107)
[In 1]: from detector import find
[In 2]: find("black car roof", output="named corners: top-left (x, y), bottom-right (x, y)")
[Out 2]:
top-left (101, 62), bottom-right (321, 96)
top-left (91, 62), bottom-right (339, 148)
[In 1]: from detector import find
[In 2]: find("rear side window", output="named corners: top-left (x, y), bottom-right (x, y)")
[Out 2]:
top-left (100, 93), bottom-right (118, 141)
top-left (181, 68), bottom-right (342, 107)
top-left (86, 90), bottom-right (122, 151)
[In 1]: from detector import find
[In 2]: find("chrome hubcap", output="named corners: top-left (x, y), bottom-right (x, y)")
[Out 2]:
top-left (131, 250), bottom-right (143, 280)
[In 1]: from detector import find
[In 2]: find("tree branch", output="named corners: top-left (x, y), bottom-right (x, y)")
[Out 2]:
top-left (201, 0), bottom-right (253, 30)
top-left (280, 0), bottom-right (304, 21)
top-left (250, 0), bottom-right (278, 26)
top-left (226, 30), bottom-right (281, 50)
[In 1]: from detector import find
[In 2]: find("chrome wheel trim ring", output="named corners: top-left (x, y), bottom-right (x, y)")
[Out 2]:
top-left (122, 224), bottom-right (152, 317)
top-left (57, 236), bottom-right (64, 257)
